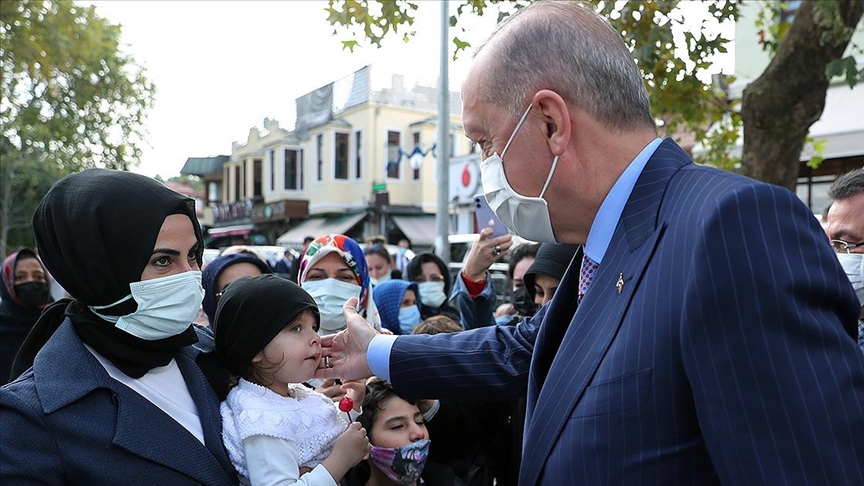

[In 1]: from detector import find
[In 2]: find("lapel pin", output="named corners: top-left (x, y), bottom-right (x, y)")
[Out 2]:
top-left (616, 273), bottom-right (624, 294)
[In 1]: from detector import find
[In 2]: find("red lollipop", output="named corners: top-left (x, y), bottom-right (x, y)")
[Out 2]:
top-left (339, 396), bottom-right (354, 423)
top-left (338, 396), bottom-right (354, 412)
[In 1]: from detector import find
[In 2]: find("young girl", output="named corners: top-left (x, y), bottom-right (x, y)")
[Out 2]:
top-left (216, 274), bottom-right (370, 485)
top-left (343, 379), bottom-right (455, 486)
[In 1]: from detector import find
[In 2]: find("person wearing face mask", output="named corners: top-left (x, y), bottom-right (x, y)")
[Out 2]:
top-left (493, 243), bottom-right (540, 326)
top-left (201, 252), bottom-right (272, 330)
top-left (405, 253), bottom-right (460, 324)
top-left (365, 236), bottom-right (402, 287)
top-left (299, 234), bottom-right (373, 336)
top-left (317, 2), bottom-right (864, 484)
top-left (0, 248), bottom-right (53, 384)
top-left (522, 243), bottom-right (582, 308)
top-left (372, 280), bottom-right (423, 336)
top-left (1, 169), bottom-right (237, 484)
top-left (344, 379), bottom-right (455, 486)
top-left (825, 168), bottom-right (864, 352)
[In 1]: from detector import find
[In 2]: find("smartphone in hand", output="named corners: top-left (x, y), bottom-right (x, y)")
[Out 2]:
top-left (474, 195), bottom-right (509, 238)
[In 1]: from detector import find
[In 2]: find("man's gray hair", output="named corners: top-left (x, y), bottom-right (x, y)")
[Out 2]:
top-left (828, 168), bottom-right (864, 200)
top-left (476, 0), bottom-right (654, 132)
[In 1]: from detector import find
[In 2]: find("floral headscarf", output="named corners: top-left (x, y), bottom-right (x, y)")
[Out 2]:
top-left (298, 234), bottom-right (369, 313)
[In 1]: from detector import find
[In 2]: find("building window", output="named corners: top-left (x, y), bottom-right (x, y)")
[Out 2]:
top-left (316, 134), bottom-right (324, 182)
top-left (269, 150), bottom-right (275, 191)
top-left (334, 132), bottom-right (349, 180)
top-left (208, 181), bottom-right (221, 205)
top-left (284, 148), bottom-right (301, 190)
top-left (354, 130), bottom-right (362, 179)
top-left (412, 131), bottom-right (421, 180)
top-left (387, 130), bottom-right (401, 179)
top-left (234, 165), bottom-right (241, 201)
top-left (253, 158), bottom-right (262, 198)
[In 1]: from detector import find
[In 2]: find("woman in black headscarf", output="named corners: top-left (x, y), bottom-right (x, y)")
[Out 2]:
top-left (0, 248), bottom-right (52, 384)
top-left (0, 169), bottom-right (237, 485)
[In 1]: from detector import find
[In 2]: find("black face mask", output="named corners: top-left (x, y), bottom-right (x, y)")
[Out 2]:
top-left (512, 286), bottom-right (537, 318)
top-left (14, 281), bottom-right (51, 309)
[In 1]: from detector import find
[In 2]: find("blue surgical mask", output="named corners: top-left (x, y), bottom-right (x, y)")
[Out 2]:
top-left (301, 278), bottom-right (362, 334)
top-left (90, 271), bottom-right (204, 340)
top-left (398, 305), bottom-right (422, 335)
top-left (417, 281), bottom-right (446, 308)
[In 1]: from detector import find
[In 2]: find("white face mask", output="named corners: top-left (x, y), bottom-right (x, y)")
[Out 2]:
top-left (370, 272), bottom-right (391, 287)
top-left (301, 278), bottom-right (362, 334)
top-left (417, 281), bottom-right (447, 308)
top-left (837, 253), bottom-right (864, 307)
top-left (90, 271), bottom-right (205, 341)
top-left (480, 102), bottom-right (559, 243)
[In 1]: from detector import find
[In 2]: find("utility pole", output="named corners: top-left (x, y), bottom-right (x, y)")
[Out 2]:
top-left (435, 0), bottom-right (451, 265)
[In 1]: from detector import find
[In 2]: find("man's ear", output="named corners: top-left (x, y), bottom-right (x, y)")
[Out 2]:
top-left (533, 89), bottom-right (571, 156)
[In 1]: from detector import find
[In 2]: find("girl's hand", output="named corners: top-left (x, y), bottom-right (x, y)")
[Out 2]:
top-left (322, 422), bottom-right (371, 481)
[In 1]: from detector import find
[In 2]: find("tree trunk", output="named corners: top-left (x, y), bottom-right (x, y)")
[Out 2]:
top-left (741, 0), bottom-right (864, 190)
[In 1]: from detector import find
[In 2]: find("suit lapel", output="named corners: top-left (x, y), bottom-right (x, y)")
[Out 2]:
top-left (520, 139), bottom-right (688, 485)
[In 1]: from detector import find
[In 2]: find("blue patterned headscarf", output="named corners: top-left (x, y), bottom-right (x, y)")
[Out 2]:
top-left (298, 234), bottom-right (369, 313)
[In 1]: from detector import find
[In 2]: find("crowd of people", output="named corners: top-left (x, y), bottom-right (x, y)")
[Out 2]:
top-left (2, 1), bottom-right (863, 485)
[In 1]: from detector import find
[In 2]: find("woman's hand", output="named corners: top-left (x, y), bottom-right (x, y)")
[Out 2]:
top-left (463, 227), bottom-right (513, 282)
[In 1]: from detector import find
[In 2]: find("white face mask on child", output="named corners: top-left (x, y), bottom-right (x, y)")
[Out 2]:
top-left (301, 278), bottom-right (362, 334)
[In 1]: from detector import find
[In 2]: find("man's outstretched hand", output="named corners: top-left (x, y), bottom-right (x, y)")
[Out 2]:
top-left (316, 297), bottom-right (378, 381)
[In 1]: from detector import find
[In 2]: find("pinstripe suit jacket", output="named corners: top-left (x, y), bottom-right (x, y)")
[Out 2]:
top-left (389, 139), bottom-right (864, 485)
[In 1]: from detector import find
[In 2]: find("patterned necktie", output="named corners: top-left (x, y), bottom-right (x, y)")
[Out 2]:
top-left (858, 319), bottom-right (864, 353)
top-left (578, 254), bottom-right (599, 304)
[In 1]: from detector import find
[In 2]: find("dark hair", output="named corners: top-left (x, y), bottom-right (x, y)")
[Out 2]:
top-left (357, 379), bottom-right (417, 443)
top-left (828, 169), bottom-right (864, 201)
top-left (303, 236), bottom-right (315, 245)
top-left (363, 239), bottom-right (391, 263)
top-left (508, 243), bottom-right (540, 280)
top-left (412, 315), bottom-right (462, 335)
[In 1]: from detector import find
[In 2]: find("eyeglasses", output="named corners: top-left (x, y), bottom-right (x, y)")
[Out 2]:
top-left (215, 285), bottom-right (230, 300)
top-left (413, 274), bottom-right (445, 283)
top-left (830, 239), bottom-right (864, 254)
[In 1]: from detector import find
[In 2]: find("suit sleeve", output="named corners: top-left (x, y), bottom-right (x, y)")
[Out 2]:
top-left (388, 303), bottom-right (545, 401)
top-left (680, 183), bottom-right (864, 485)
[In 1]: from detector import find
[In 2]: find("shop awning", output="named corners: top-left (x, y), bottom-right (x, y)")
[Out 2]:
top-left (207, 224), bottom-right (254, 237)
top-left (391, 214), bottom-right (437, 247)
top-left (276, 213), bottom-right (366, 246)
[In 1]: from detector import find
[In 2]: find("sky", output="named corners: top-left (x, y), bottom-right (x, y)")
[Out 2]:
top-left (85, 1), bottom-right (733, 180)
top-left (86, 0), bottom-right (499, 179)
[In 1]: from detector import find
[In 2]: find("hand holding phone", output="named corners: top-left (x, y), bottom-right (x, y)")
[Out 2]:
top-left (474, 195), bottom-right (508, 238)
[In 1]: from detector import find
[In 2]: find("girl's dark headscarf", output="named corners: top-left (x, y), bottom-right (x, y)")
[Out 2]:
top-left (523, 243), bottom-right (582, 300)
top-left (15, 168), bottom-right (204, 379)
top-left (214, 274), bottom-right (319, 378)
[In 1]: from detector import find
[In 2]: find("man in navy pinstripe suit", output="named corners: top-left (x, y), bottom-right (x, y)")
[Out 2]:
top-left (319, 2), bottom-right (864, 484)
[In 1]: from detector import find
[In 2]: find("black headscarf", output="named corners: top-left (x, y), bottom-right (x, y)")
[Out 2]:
top-left (405, 252), bottom-right (461, 322)
top-left (202, 253), bottom-right (272, 327)
top-left (523, 243), bottom-right (582, 300)
top-left (19, 168), bottom-right (204, 379)
top-left (215, 274), bottom-right (319, 377)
